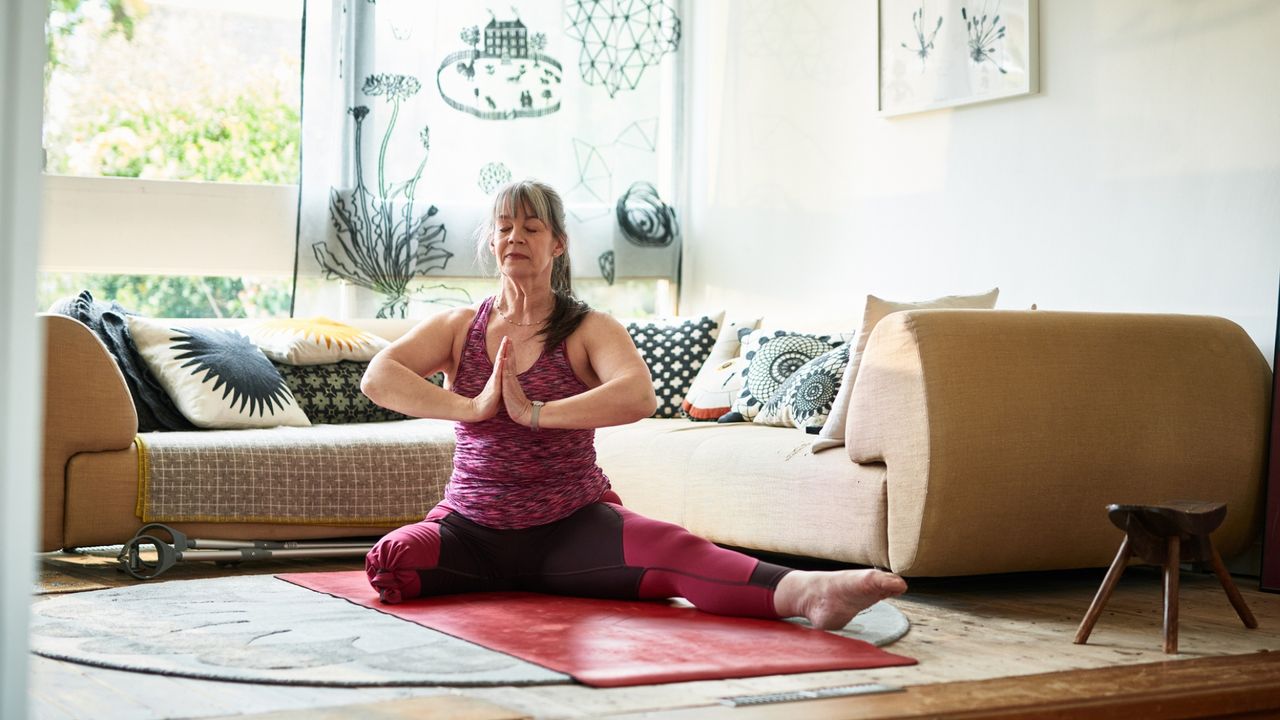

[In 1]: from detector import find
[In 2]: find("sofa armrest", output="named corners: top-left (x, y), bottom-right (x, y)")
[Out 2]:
top-left (847, 309), bottom-right (1272, 576)
top-left (39, 313), bottom-right (138, 551)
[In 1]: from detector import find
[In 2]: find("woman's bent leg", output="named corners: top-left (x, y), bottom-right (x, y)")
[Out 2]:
top-left (365, 504), bottom-right (506, 603)
top-left (365, 505), bottom-right (449, 604)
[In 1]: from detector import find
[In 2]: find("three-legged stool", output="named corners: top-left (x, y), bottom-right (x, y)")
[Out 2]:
top-left (1074, 501), bottom-right (1257, 654)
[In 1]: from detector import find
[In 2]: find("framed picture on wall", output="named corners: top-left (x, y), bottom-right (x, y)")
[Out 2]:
top-left (877, 0), bottom-right (1039, 116)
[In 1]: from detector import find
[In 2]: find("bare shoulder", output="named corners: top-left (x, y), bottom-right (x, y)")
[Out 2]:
top-left (576, 309), bottom-right (632, 343)
top-left (397, 305), bottom-right (476, 343)
top-left (379, 304), bottom-right (480, 377)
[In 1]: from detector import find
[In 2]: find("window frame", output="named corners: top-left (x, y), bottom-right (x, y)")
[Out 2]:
top-left (40, 174), bottom-right (299, 276)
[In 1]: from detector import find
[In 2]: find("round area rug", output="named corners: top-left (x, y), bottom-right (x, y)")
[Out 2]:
top-left (30, 575), bottom-right (910, 687)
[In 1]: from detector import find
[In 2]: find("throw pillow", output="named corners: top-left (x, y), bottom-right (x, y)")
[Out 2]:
top-left (681, 356), bottom-right (749, 421)
top-left (626, 311), bottom-right (725, 419)
top-left (730, 331), bottom-right (834, 421)
top-left (127, 316), bottom-right (311, 429)
top-left (244, 317), bottom-right (389, 365)
top-left (811, 287), bottom-right (1000, 453)
top-left (756, 343), bottom-right (852, 429)
top-left (273, 361), bottom-right (425, 424)
top-left (679, 315), bottom-right (761, 420)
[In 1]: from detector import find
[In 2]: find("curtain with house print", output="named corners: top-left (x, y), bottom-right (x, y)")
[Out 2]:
top-left (294, 0), bottom-right (683, 318)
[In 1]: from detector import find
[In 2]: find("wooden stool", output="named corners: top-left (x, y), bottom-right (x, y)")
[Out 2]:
top-left (1074, 501), bottom-right (1257, 654)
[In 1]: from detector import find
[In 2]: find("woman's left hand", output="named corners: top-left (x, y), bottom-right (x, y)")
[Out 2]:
top-left (500, 338), bottom-right (535, 427)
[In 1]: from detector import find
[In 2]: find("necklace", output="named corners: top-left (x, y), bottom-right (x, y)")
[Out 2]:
top-left (496, 301), bottom-right (544, 327)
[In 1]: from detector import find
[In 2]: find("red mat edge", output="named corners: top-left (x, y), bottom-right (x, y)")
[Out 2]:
top-left (275, 570), bottom-right (917, 687)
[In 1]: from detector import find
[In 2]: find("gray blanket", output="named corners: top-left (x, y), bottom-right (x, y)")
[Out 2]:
top-left (49, 290), bottom-right (194, 432)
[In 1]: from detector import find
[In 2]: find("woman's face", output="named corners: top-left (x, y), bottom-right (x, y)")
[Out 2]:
top-left (492, 202), bottom-right (564, 280)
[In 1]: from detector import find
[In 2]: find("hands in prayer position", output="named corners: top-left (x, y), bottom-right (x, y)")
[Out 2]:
top-left (467, 335), bottom-right (536, 427)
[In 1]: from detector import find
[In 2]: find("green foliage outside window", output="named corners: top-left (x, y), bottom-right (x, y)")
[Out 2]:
top-left (44, 0), bottom-right (300, 184)
top-left (41, 0), bottom-right (300, 317)
top-left (38, 273), bottom-right (293, 319)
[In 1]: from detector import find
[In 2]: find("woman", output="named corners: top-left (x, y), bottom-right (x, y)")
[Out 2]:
top-left (362, 179), bottom-right (906, 629)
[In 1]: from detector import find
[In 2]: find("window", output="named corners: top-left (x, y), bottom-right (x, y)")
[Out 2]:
top-left (39, 0), bottom-right (673, 319)
top-left (39, 0), bottom-right (302, 316)
top-left (44, 0), bottom-right (301, 183)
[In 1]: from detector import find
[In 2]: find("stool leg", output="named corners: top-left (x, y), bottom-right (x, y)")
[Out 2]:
top-left (1075, 535), bottom-right (1131, 645)
top-left (1163, 535), bottom-right (1180, 654)
top-left (1207, 542), bottom-right (1258, 629)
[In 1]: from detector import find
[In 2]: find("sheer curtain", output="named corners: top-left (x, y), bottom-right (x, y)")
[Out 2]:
top-left (294, 0), bottom-right (684, 318)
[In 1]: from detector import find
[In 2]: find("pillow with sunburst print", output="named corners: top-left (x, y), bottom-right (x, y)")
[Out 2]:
top-left (126, 316), bottom-right (311, 429)
top-left (243, 317), bottom-right (389, 366)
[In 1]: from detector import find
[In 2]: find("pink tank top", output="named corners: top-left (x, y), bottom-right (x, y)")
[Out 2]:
top-left (443, 296), bottom-right (610, 529)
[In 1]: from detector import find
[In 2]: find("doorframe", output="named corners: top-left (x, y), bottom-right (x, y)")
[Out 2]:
top-left (1, 0), bottom-right (47, 716)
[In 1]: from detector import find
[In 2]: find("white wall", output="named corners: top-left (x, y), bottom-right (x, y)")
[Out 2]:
top-left (682, 0), bottom-right (1280, 358)
top-left (1, 0), bottom-right (46, 717)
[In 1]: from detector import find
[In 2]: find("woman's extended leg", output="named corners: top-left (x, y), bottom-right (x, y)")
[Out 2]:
top-left (534, 497), bottom-right (906, 626)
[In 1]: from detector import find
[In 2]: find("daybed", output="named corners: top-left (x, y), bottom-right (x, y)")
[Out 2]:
top-left (38, 309), bottom-right (1272, 576)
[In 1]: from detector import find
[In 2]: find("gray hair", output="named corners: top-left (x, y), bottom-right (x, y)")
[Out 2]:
top-left (475, 179), bottom-right (573, 296)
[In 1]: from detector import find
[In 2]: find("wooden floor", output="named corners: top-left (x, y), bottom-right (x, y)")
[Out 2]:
top-left (29, 548), bottom-right (1280, 719)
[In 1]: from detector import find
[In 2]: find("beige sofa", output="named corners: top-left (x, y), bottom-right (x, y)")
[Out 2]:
top-left (39, 309), bottom-right (1272, 576)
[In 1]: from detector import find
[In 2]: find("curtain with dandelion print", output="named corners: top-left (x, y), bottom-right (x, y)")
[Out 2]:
top-left (294, 0), bottom-right (684, 319)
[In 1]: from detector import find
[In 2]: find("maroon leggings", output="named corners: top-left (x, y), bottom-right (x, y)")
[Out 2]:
top-left (365, 491), bottom-right (791, 619)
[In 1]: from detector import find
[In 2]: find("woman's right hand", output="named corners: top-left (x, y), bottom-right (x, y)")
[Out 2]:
top-left (466, 336), bottom-right (507, 422)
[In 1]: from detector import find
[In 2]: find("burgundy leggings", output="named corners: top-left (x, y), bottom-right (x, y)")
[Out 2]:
top-left (365, 491), bottom-right (792, 619)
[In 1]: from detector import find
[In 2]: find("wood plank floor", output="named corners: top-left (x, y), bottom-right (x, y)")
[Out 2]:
top-left (30, 548), bottom-right (1280, 719)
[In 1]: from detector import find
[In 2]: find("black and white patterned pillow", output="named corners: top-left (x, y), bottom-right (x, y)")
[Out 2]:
top-left (728, 331), bottom-right (834, 421)
top-left (273, 361), bottom-right (442, 424)
top-left (626, 313), bottom-right (723, 418)
top-left (126, 316), bottom-right (310, 429)
top-left (756, 343), bottom-right (851, 430)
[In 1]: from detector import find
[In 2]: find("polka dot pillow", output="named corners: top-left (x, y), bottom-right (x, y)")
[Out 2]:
top-left (626, 311), bottom-right (725, 418)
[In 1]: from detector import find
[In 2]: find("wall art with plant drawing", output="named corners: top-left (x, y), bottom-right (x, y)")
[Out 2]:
top-left (314, 73), bottom-right (452, 318)
top-left (878, 0), bottom-right (1037, 117)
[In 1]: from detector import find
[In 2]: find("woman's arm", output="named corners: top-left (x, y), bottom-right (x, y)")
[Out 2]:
top-left (502, 312), bottom-right (658, 430)
top-left (362, 307), bottom-right (506, 422)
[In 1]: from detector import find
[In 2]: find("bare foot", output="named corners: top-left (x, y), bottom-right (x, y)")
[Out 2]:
top-left (774, 569), bottom-right (907, 630)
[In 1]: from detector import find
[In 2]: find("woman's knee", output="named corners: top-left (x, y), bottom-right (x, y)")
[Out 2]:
top-left (366, 521), bottom-right (443, 572)
top-left (365, 521), bottom-right (443, 603)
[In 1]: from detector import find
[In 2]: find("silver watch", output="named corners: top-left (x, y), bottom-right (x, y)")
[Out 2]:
top-left (530, 400), bottom-right (545, 431)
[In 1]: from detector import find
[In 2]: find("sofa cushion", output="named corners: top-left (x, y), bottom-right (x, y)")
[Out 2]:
top-left (244, 317), bottom-right (390, 365)
top-left (135, 419), bottom-right (454, 524)
top-left (127, 316), bottom-right (311, 429)
top-left (812, 288), bottom-right (999, 453)
top-left (729, 331), bottom-right (834, 421)
top-left (756, 343), bottom-right (852, 430)
top-left (596, 419), bottom-right (889, 567)
top-left (626, 311), bottom-right (725, 419)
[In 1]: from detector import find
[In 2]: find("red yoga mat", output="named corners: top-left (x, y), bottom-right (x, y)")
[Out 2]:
top-left (278, 571), bottom-right (915, 687)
